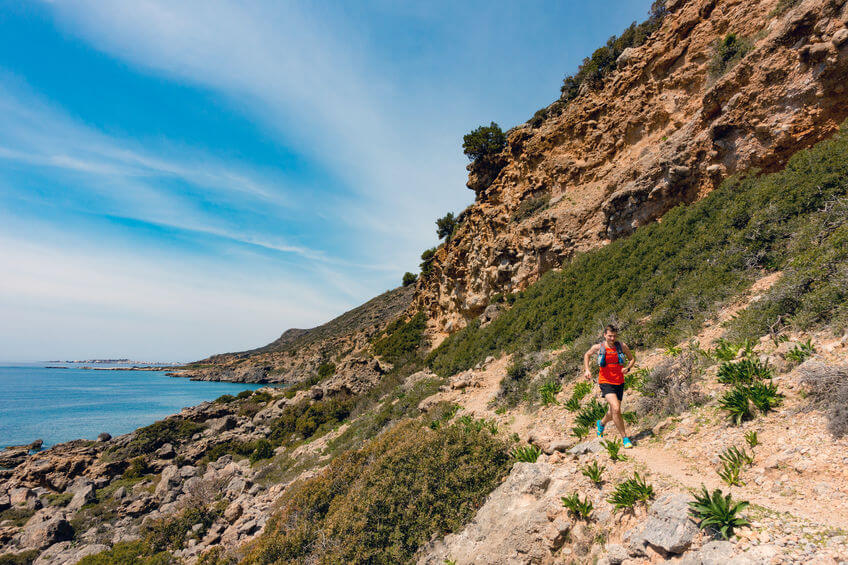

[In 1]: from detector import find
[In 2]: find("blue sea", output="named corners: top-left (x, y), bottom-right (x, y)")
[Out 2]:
top-left (0, 363), bottom-right (266, 449)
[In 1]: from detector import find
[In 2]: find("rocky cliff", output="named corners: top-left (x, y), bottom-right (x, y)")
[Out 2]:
top-left (413, 0), bottom-right (848, 333)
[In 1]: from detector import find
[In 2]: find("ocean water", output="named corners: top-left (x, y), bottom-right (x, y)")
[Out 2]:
top-left (0, 364), bottom-right (266, 449)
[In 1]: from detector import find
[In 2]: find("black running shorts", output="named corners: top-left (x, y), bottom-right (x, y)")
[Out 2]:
top-left (599, 383), bottom-right (624, 401)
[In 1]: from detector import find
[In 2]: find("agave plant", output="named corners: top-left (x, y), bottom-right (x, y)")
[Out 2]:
top-left (510, 444), bottom-right (541, 463)
top-left (622, 411), bottom-right (638, 424)
top-left (561, 492), bottom-right (594, 520)
top-left (539, 379), bottom-right (562, 406)
top-left (785, 339), bottom-right (815, 363)
top-left (624, 369), bottom-right (647, 392)
top-left (744, 430), bottom-right (759, 448)
top-left (571, 424), bottom-right (589, 439)
top-left (717, 358), bottom-right (773, 385)
top-left (572, 381), bottom-right (592, 401)
top-left (601, 439), bottom-right (628, 462)
top-left (719, 386), bottom-right (753, 425)
top-left (581, 460), bottom-right (605, 484)
top-left (744, 381), bottom-right (784, 413)
top-left (565, 397), bottom-right (581, 412)
top-left (689, 486), bottom-right (750, 539)
top-left (576, 399), bottom-right (608, 428)
top-left (717, 461), bottom-right (744, 486)
top-left (607, 472), bottom-right (654, 511)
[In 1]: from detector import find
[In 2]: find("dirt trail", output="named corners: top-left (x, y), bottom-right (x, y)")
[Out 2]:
top-left (630, 444), bottom-right (848, 531)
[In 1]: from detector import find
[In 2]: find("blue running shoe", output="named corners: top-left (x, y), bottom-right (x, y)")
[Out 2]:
top-left (622, 437), bottom-right (634, 449)
top-left (596, 419), bottom-right (605, 437)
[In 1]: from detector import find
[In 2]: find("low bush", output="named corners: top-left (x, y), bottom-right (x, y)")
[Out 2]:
top-left (624, 368), bottom-right (647, 392)
top-left (244, 420), bottom-right (510, 564)
top-left (744, 430), bottom-right (759, 448)
top-left (213, 394), bottom-right (236, 404)
top-left (248, 439), bottom-right (274, 463)
top-left (744, 381), bottom-right (784, 413)
top-left (601, 439), bottom-right (627, 462)
top-left (0, 551), bottom-right (40, 565)
top-left (317, 362), bottom-right (335, 379)
top-left (372, 312), bottom-right (426, 366)
top-left (709, 33), bottom-right (752, 77)
top-left (144, 503), bottom-right (225, 552)
top-left (267, 394), bottom-right (355, 445)
top-left (120, 418), bottom-right (204, 457)
top-left (689, 487), bottom-right (749, 539)
top-left (402, 272), bottom-right (417, 287)
top-left (799, 362), bottom-right (848, 438)
top-left (770, 0), bottom-right (802, 16)
top-left (123, 457), bottom-right (150, 479)
top-left (77, 541), bottom-right (171, 565)
top-left (561, 492), bottom-right (594, 520)
top-left (637, 352), bottom-right (706, 420)
top-left (717, 446), bottom-right (753, 487)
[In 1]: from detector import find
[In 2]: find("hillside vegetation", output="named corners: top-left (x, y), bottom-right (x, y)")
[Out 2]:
top-left (429, 122), bottom-right (848, 377)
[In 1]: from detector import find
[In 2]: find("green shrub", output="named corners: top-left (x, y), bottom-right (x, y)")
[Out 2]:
top-left (420, 247), bottom-right (438, 278)
top-left (144, 504), bottom-right (225, 552)
top-left (717, 445), bottom-right (753, 487)
top-left (558, 1), bottom-right (667, 104)
top-left (121, 418), bottom-right (204, 456)
top-left (77, 541), bottom-right (171, 565)
top-left (244, 420), bottom-right (510, 564)
top-left (510, 444), bottom-right (542, 463)
top-left (213, 394), bottom-right (236, 404)
top-left (565, 397), bottom-right (581, 412)
top-left (607, 473), bottom-right (654, 512)
top-left (123, 457), bottom-right (150, 479)
top-left (46, 491), bottom-right (74, 507)
top-left (770, 0), bottom-right (802, 16)
top-left (249, 439), bottom-right (274, 463)
top-left (236, 389), bottom-right (253, 400)
top-left (402, 272), bottom-right (418, 287)
top-left (717, 359), bottom-right (772, 384)
top-left (719, 386), bottom-right (753, 425)
top-left (495, 354), bottom-right (537, 409)
top-left (436, 212), bottom-right (458, 241)
top-left (576, 399), bottom-right (608, 428)
top-left (462, 122), bottom-right (506, 162)
top-left (581, 461), bottom-right (605, 484)
top-left (622, 411), bottom-right (638, 425)
top-left (561, 492), bottom-right (594, 520)
top-left (539, 379), bottom-right (562, 406)
top-left (0, 551), bottom-right (40, 565)
top-left (636, 352), bottom-right (706, 419)
top-left (717, 461), bottom-right (743, 486)
top-left (689, 487), bottom-right (749, 539)
top-left (709, 33), bottom-right (753, 77)
top-left (624, 368), bottom-right (647, 392)
top-left (430, 123), bottom-right (848, 378)
top-left (268, 394), bottom-right (355, 445)
top-left (317, 362), bottom-right (335, 379)
top-left (601, 439), bottom-right (627, 462)
top-left (373, 312), bottom-right (426, 366)
top-left (572, 381), bottom-right (592, 401)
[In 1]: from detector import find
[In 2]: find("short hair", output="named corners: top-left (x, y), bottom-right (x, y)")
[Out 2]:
top-left (604, 324), bottom-right (618, 334)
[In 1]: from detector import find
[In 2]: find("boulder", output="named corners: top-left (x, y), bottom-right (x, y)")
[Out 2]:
top-left (20, 512), bottom-right (74, 549)
top-left (10, 487), bottom-right (35, 506)
top-left (604, 543), bottom-right (629, 564)
top-left (67, 482), bottom-right (96, 511)
top-left (209, 416), bottom-right (238, 433)
top-left (627, 494), bottom-right (698, 555)
top-left (155, 465), bottom-right (181, 497)
top-left (33, 541), bottom-right (108, 565)
top-left (679, 540), bottom-right (737, 564)
top-left (0, 493), bottom-right (10, 511)
top-left (96, 433), bottom-right (112, 442)
top-left (155, 443), bottom-right (176, 459)
top-left (568, 440), bottom-right (603, 455)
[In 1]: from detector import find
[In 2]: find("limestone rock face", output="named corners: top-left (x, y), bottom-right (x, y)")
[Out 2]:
top-left (413, 0), bottom-right (848, 333)
top-left (418, 463), bottom-right (579, 564)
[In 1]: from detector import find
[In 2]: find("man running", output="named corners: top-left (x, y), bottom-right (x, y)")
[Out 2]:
top-left (583, 325), bottom-right (636, 448)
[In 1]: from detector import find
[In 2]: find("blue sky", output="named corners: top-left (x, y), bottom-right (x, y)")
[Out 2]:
top-left (0, 1), bottom-right (654, 361)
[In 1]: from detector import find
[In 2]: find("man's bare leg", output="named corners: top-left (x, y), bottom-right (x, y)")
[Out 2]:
top-left (601, 393), bottom-right (627, 438)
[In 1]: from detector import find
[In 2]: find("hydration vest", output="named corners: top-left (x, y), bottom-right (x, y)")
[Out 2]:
top-left (598, 340), bottom-right (626, 367)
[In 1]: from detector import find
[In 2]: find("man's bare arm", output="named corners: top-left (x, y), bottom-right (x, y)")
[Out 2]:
top-left (583, 344), bottom-right (600, 378)
top-left (621, 342), bottom-right (636, 374)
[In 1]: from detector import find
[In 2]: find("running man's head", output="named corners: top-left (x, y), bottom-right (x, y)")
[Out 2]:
top-left (604, 324), bottom-right (618, 344)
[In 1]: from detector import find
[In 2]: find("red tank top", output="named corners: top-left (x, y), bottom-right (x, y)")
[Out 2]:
top-left (599, 344), bottom-right (624, 385)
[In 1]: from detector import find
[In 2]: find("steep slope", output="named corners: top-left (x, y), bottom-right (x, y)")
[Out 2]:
top-left (414, 0), bottom-right (848, 333)
top-left (174, 285), bottom-right (414, 386)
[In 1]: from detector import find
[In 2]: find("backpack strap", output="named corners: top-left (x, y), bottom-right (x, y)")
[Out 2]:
top-left (615, 341), bottom-right (627, 366)
top-left (597, 341), bottom-right (607, 367)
